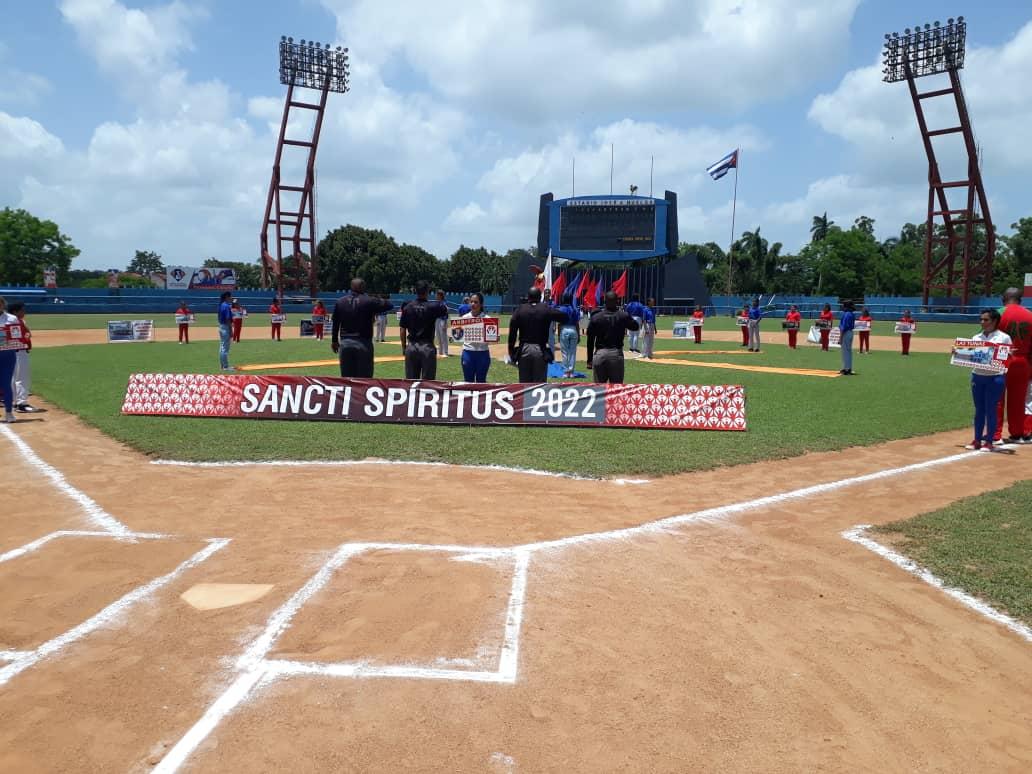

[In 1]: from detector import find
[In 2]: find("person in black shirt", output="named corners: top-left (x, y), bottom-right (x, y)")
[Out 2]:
top-left (586, 291), bottom-right (640, 384)
top-left (400, 280), bottom-right (449, 379)
top-left (331, 278), bottom-right (394, 378)
top-left (508, 287), bottom-right (569, 382)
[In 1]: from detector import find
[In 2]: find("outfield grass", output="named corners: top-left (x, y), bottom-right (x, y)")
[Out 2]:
top-left (28, 332), bottom-right (973, 476)
top-left (873, 481), bottom-right (1032, 625)
top-left (27, 312), bottom-right (983, 339)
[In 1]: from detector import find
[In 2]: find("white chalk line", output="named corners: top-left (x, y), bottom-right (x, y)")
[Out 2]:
top-left (0, 530), bottom-right (169, 565)
top-left (150, 457), bottom-right (650, 485)
top-left (843, 525), bottom-right (1032, 644)
top-left (1, 425), bottom-right (132, 536)
top-left (0, 650), bottom-right (30, 662)
top-left (0, 538), bottom-right (230, 687)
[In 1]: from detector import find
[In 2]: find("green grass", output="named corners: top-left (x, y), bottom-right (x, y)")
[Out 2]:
top-left (28, 332), bottom-right (974, 476)
top-left (873, 481), bottom-right (1032, 625)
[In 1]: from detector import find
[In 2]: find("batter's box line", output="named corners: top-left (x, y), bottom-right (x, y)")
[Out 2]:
top-left (0, 537), bottom-right (231, 687)
top-left (153, 546), bottom-right (530, 774)
top-left (842, 525), bottom-right (1032, 644)
top-left (0, 530), bottom-right (170, 565)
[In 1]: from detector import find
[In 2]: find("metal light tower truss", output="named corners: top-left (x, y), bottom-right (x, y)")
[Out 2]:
top-left (260, 37), bottom-right (349, 296)
top-left (883, 17), bottom-right (994, 305)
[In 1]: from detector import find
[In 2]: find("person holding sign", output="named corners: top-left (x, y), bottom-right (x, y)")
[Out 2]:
top-left (587, 291), bottom-right (640, 384)
top-left (269, 298), bottom-right (284, 341)
top-left (839, 300), bottom-right (856, 375)
top-left (858, 307), bottom-right (873, 353)
top-left (7, 302), bottom-right (34, 412)
top-left (962, 308), bottom-right (1012, 450)
top-left (817, 304), bottom-right (834, 351)
top-left (897, 309), bottom-right (916, 355)
top-left (231, 300), bottom-right (245, 342)
top-left (691, 305), bottom-right (705, 344)
top-left (459, 293), bottom-right (492, 383)
top-left (995, 287), bottom-right (1032, 444)
top-left (738, 304), bottom-right (750, 347)
top-left (175, 300), bottom-right (192, 344)
top-left (0, 297), bottom-right (22, 422)
top-left (311, 299), bottom-right (327, 341)
top-left (784, 305), bottom-right (802, 349)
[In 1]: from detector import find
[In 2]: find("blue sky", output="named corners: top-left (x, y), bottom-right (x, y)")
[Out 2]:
top-left (2, 0), bottom-right (1031, 270)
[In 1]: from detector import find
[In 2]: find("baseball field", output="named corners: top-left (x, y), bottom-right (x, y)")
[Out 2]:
top-left (2, 315), bottom-right (1030, 773)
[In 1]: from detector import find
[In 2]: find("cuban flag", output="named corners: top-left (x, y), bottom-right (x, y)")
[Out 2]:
top-left (707, 149), bottom-right (738, 181)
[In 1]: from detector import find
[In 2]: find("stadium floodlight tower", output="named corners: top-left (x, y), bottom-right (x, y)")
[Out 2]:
top-left (883, 17), bottom-right (994, 305)
top-left (260, 37), bottom-right (349, 297)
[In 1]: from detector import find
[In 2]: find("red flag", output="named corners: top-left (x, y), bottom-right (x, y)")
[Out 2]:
top-left (577, 272), bottom-right (593, 302)
top-left (551, 270), bottom-right (567, 300)
top-left (581, 274), bottom-right (597, 308)
top-left (610, 270), bottom-right (628, 299)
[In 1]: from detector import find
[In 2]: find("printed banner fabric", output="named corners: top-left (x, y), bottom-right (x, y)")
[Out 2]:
top-left (950, 338), bottom-right (1011, 374)
top-left (0, 323), bottom-right (29, 351)
top-left (108, 320), bottom-right (155, 343)
top-left (122, 374), bottom-right (747, 431)
top-left (449, 316), bottom-right (500, 344)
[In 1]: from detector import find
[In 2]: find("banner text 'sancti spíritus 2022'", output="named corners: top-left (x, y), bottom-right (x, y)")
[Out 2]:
top-left (121, 374), bottom-right (747, 431)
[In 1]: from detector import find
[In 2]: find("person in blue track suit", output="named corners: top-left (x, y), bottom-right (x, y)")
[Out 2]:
top-left (625, 293), bottom-right (645, 353)
top-left (839, 300), bottom-right (856, 375)
top-left (217, 291), bottom-right (234, 371)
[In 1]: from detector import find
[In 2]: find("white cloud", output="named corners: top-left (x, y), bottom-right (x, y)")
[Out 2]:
top-left (444, 202), bottom-right (487, 231)
top-left (321, 0), bottom-right (860, 117)
top-left (0, 113), bottom-right (64, 160)
top-left (0, 43), bottom-right (53, 107)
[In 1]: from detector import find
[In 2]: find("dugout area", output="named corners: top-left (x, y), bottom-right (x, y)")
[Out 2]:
top-left (1, 408), bottom-right (1031, 773)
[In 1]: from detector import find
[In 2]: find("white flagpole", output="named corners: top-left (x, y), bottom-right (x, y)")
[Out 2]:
top-left (545, 248), bottom-right (553, 292)
top-left (725, 150), bottom-right (739, 299)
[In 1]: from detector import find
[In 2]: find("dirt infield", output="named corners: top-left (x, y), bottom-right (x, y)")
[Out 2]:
top-left (1, 401), bottom-right (1030, 772)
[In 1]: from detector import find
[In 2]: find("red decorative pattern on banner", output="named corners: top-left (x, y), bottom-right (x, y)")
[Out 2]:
top-left (604, 384), bottom-right (746, 430)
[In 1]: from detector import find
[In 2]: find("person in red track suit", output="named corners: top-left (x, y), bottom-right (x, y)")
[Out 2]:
top-left (898, 309), bottom-right (916, 355)
top-left (785, 305), bottom-right (802, 349)
top-left (994, 288), bottom-right (1032, 443)
top-left (269, 299), bottom-right (283, 341)
top-left (231, 300), bottom-right (244, 342)
top-left (175, 301), bottom-right (191, 344)
top-left (691, 305), bottom-right (704, 344)
top-left (739, 305), bottom-right (750, 347)
top-left (858, 307), bottom-right (873, 353)
top-left (818, 304), bottom-right (834, 351)
top-left (312, 299), bottom-right (327, 341)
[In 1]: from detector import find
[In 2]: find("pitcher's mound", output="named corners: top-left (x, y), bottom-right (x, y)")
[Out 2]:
top-left (180, 583), bottom-right (274, 611)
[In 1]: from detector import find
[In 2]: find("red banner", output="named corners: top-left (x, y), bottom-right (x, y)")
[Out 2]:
top-left (121, 374), bottom-right (746, 431)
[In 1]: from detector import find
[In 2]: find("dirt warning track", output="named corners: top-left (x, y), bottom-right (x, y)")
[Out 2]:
top-left (1, 404), bottom-right (1030, 772)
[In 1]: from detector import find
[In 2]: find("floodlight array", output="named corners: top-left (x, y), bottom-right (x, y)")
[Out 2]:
top-left (279, 36), bottom-right (350, 93)
top-left (883, 17), bottom-right (966, 82)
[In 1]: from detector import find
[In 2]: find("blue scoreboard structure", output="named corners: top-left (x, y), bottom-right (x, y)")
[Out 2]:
top-left (537, 191), bottom-right (679, 262)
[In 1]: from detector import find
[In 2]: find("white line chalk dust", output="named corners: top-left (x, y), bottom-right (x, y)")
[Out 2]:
top-left (843, 525), bottom-right (1032, 644)
top-left (0, 530), bottom-right (168, 565)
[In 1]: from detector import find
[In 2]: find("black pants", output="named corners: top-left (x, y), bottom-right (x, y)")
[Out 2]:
top-left (405, 341), bottom-right (438, 379)
top-left (517, 343), bottom-right (547, 383)
top-left (339, 337), bottom-right (374, 378)
top-left (592, 348), bottom-right (625, 384)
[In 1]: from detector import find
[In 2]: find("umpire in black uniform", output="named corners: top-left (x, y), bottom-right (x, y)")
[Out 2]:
top-left (400, 280), bottom-right (449, 379)
top-left (508, 287), bottom-right (569, 382)
top-left (586, 291), bottom-right (639, 384)
top-left (331, 278), bottom-right (394, 378)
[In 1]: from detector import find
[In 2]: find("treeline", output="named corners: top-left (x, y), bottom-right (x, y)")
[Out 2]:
top-left (689, 215), bottom-right (1032, 298)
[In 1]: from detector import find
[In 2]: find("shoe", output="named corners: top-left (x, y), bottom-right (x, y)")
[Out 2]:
top-left (844, 370), bottom-right (854, 375)
top-left (1004, 436), bottom-right (1024, 445)
top-left (3, 413), bottom-right (15, 423)
top-left (992, 438), bottom-right (1004, 447)
top-left (1023, 435), bottom-right (1032, 444)
top-left (964, 441), bottom-right (981, 450)
top-left (15, 404), bottom-right (36, 413)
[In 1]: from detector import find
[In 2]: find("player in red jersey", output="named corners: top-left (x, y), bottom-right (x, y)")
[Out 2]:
top-left (231, 300), bottom-right (245, 342)
top-left (818, 304), bottom-right (834, 351)
top-left (175, 300), bottom-right (191, 344)
top-left (312, 299), bottom-right (327, 340)
top-left (691, 305), bottom-right (704, 344)
top-left (269, 298), bottom-right (283, 341)
top-left (785, 305), bottom-right (802, 349)
top-left (994, 288), bottom-right (1032, 443)
top-left (858, 307), bottom-right (873, 353)
top-left (739, 305), bottom-right (749, 347)
top-left (898, 309), bottom-right (916, 355)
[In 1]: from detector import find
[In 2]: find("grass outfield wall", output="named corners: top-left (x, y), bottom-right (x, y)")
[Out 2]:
top-left (28, 334), bottom-right (973, 477)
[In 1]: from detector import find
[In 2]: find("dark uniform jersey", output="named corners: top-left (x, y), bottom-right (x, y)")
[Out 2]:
top-left (399, 299), bottom-right (449, 343)
top-left (586, 309), bottom-right (639, 361)
top-left (331, 293), bottom-right (394, 341)
top-left (507, 302), bottom-right (568, 361)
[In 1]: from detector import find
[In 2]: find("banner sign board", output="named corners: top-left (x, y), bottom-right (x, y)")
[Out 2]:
top-left (122, 374), bottom-right (747, 431)
top-left (43, 267), bottom-right (57, 289)
top-left (855, 320), bottom-right (871, 331)
top-left (807, 326), bottom-right (841, 348)
top-left (300, 319), bottom-right (315, 338)
top-left (108, 320), bottom-right (154, 343)
top-left (950, 338), bottom-right (1010, 374)
top-left (0, 323), bottom-right (29, 351)
top-left (672, 321), bottom-right (691, 338)
top-left (735, 316), bottom-right (749, 327)
top-left (450, 316), bottom-right (500, 344)
top-left (895, 322), bottom-right (916, 334)
top-left (174, 314), bottom-right (196, 324)
top-left (166, 266), bottom-right (238, 291)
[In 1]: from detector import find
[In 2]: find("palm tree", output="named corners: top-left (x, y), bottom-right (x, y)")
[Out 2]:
top-left (811, 212), bottom-right (834, 243)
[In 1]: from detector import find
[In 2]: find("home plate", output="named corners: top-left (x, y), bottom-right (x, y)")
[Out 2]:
top-left (180, 583), bottom-right (274, 611)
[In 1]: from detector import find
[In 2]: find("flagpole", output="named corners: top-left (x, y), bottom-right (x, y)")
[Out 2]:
top-left (725, 151), bottom-right (739, 299)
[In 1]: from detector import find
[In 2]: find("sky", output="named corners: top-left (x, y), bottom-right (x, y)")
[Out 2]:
top-left (2, 0), bottom-right (1031, 271)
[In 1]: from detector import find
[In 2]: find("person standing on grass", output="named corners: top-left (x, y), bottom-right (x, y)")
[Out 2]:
top-left (858, 307), bottom-right (873, 353)
top-left (557, 291), bottom-right (580, 378)
top-left (217, 291), bottom-right (234, 371)
top-left (7, 302), bottom-right (34, 413)
top-left (400, 280), bottom-right (449, 380)
top-left (962, 308), bottom-right (1012, 450)
top-left (0, 297), bottom-right (19, 423)
top-left (269, 297), bottom-right (284, 341)
top-left (818, 303), bottom-right (834, 351)
top-left (311, 299), bottom-right (328, 341)
top-left (839, 300), bottom-right (856, 375)
top-left (459, 293), bottom-right (492, 383)
top-left (586, 291), bottom-right (640, 384)
top-left (175, 300), bottom-right (192, 344)
top-left (231, 299), bottom-right (245, 342)
top-left (747, 297), bottom-right (763, 353)
top-left (641, 298), bottom-right (657, 360)
top-left (332, 278), bottom-right (395, 379)
top-left (994, 287), bottom-right (1032, 444)
top-left (785, 305), bottom-right (802, 349)
top-left (898, 309), bottom-right (916, 355)
top-left (739, 303), bottom-right (750, 347)
top-left (508, 287), bottom-right (569, 383)
top-left (434, 289), bottom-right (451, 357)
top-left (691, 304), bottom-right (705, 344)
top-left (625, 293), bottom-right (645, 353)
top-left (375, 295), bottom-right (389, 342)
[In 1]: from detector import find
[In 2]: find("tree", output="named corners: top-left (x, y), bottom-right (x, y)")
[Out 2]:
top-left (996, 217), bottom-right (1032, 293)
top-left (317, 225), bottom-right (403, 292)
top-left (867, 241), bottom-right (922, 296)
top-left (853, 216), bottom-right (875, 236)
top-left (733, 227), bottom-right (782, 293)
top-left (680, 242), bottom-right (727, 294)
top-left (810, 212), bottom-right (835, 243)
top-left (127, 250), bottom-right (164, 275)
top-left (446, 245), bottom-right (498, 292)
top-left (0, 208), bottom-right (79, 285)
top-left (480, 250), bottom-right (520, 295)
top-left (799, 228), bottom-right (880, 298)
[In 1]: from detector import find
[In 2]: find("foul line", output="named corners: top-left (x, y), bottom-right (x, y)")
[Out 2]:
top-left (843, 525), bottom-right (1032, 644)
top-left (0, 530), bottom-right (167, 565)
top-left (644, 357), bottom-right (841, 378)
top-left (1, 425), bottom-right (132, 536)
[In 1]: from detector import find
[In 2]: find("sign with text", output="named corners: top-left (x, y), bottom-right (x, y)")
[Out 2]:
top-left (895, 322), bottom-right (916, 334)
top-left (672, 321), bottom-right (691, 338)
top-left (166, 266), bottom-right (238, 291)
top-left (0, 323), bottom-right (29, 351)
top-left (450, 316), bottom-right (500, 345)
top-left (855, 320), bottom-right (871, 331)
top-left (108, 320), bottom-right (154, 343)
top-left (950, 338), bottom-right (1011, 374)
top-left (122, 375), bottom-right (747, 431)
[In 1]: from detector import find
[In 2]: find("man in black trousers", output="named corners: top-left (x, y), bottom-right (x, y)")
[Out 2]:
top-left (400, 280), bottom-right (449, 379)
top-left (586, 291), bottom-right (639, 384)
top-left (508, 287), bottom-right (569, 382)
top-left (331, 278), bottom-right (394, 378)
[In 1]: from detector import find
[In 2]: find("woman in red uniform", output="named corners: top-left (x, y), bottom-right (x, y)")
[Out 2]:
top-left (231, 300), bottom-right (244, 342)
top-left (785, 305), bottom-right (802, 349)
top-left (858, 307), bottom-right (873, 353)
top-left (312, 299), bottom-right (327, 341)
top-left (899, 309), bottom-right (916, 355)
top-left (739, 304), bottom-right (750, 347)
top-left (818, 303), bottom-right (834, 351)
top-left (691, 305), bottom-right (705, 344)
top-left (269, 298), bottom-right (283, 341)
top-left (175, 300), bottom-right (191, 344)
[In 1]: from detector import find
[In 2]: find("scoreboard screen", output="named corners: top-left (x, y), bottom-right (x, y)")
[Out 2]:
top-left (559, 199), bottom-right (656, 252)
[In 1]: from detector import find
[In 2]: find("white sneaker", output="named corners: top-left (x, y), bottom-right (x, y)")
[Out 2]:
top-left (3, 413), bottom-right (15, 423)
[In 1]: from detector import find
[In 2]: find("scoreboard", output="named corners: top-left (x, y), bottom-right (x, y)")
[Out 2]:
top-left (539, 192), bottom-right (677, 263)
